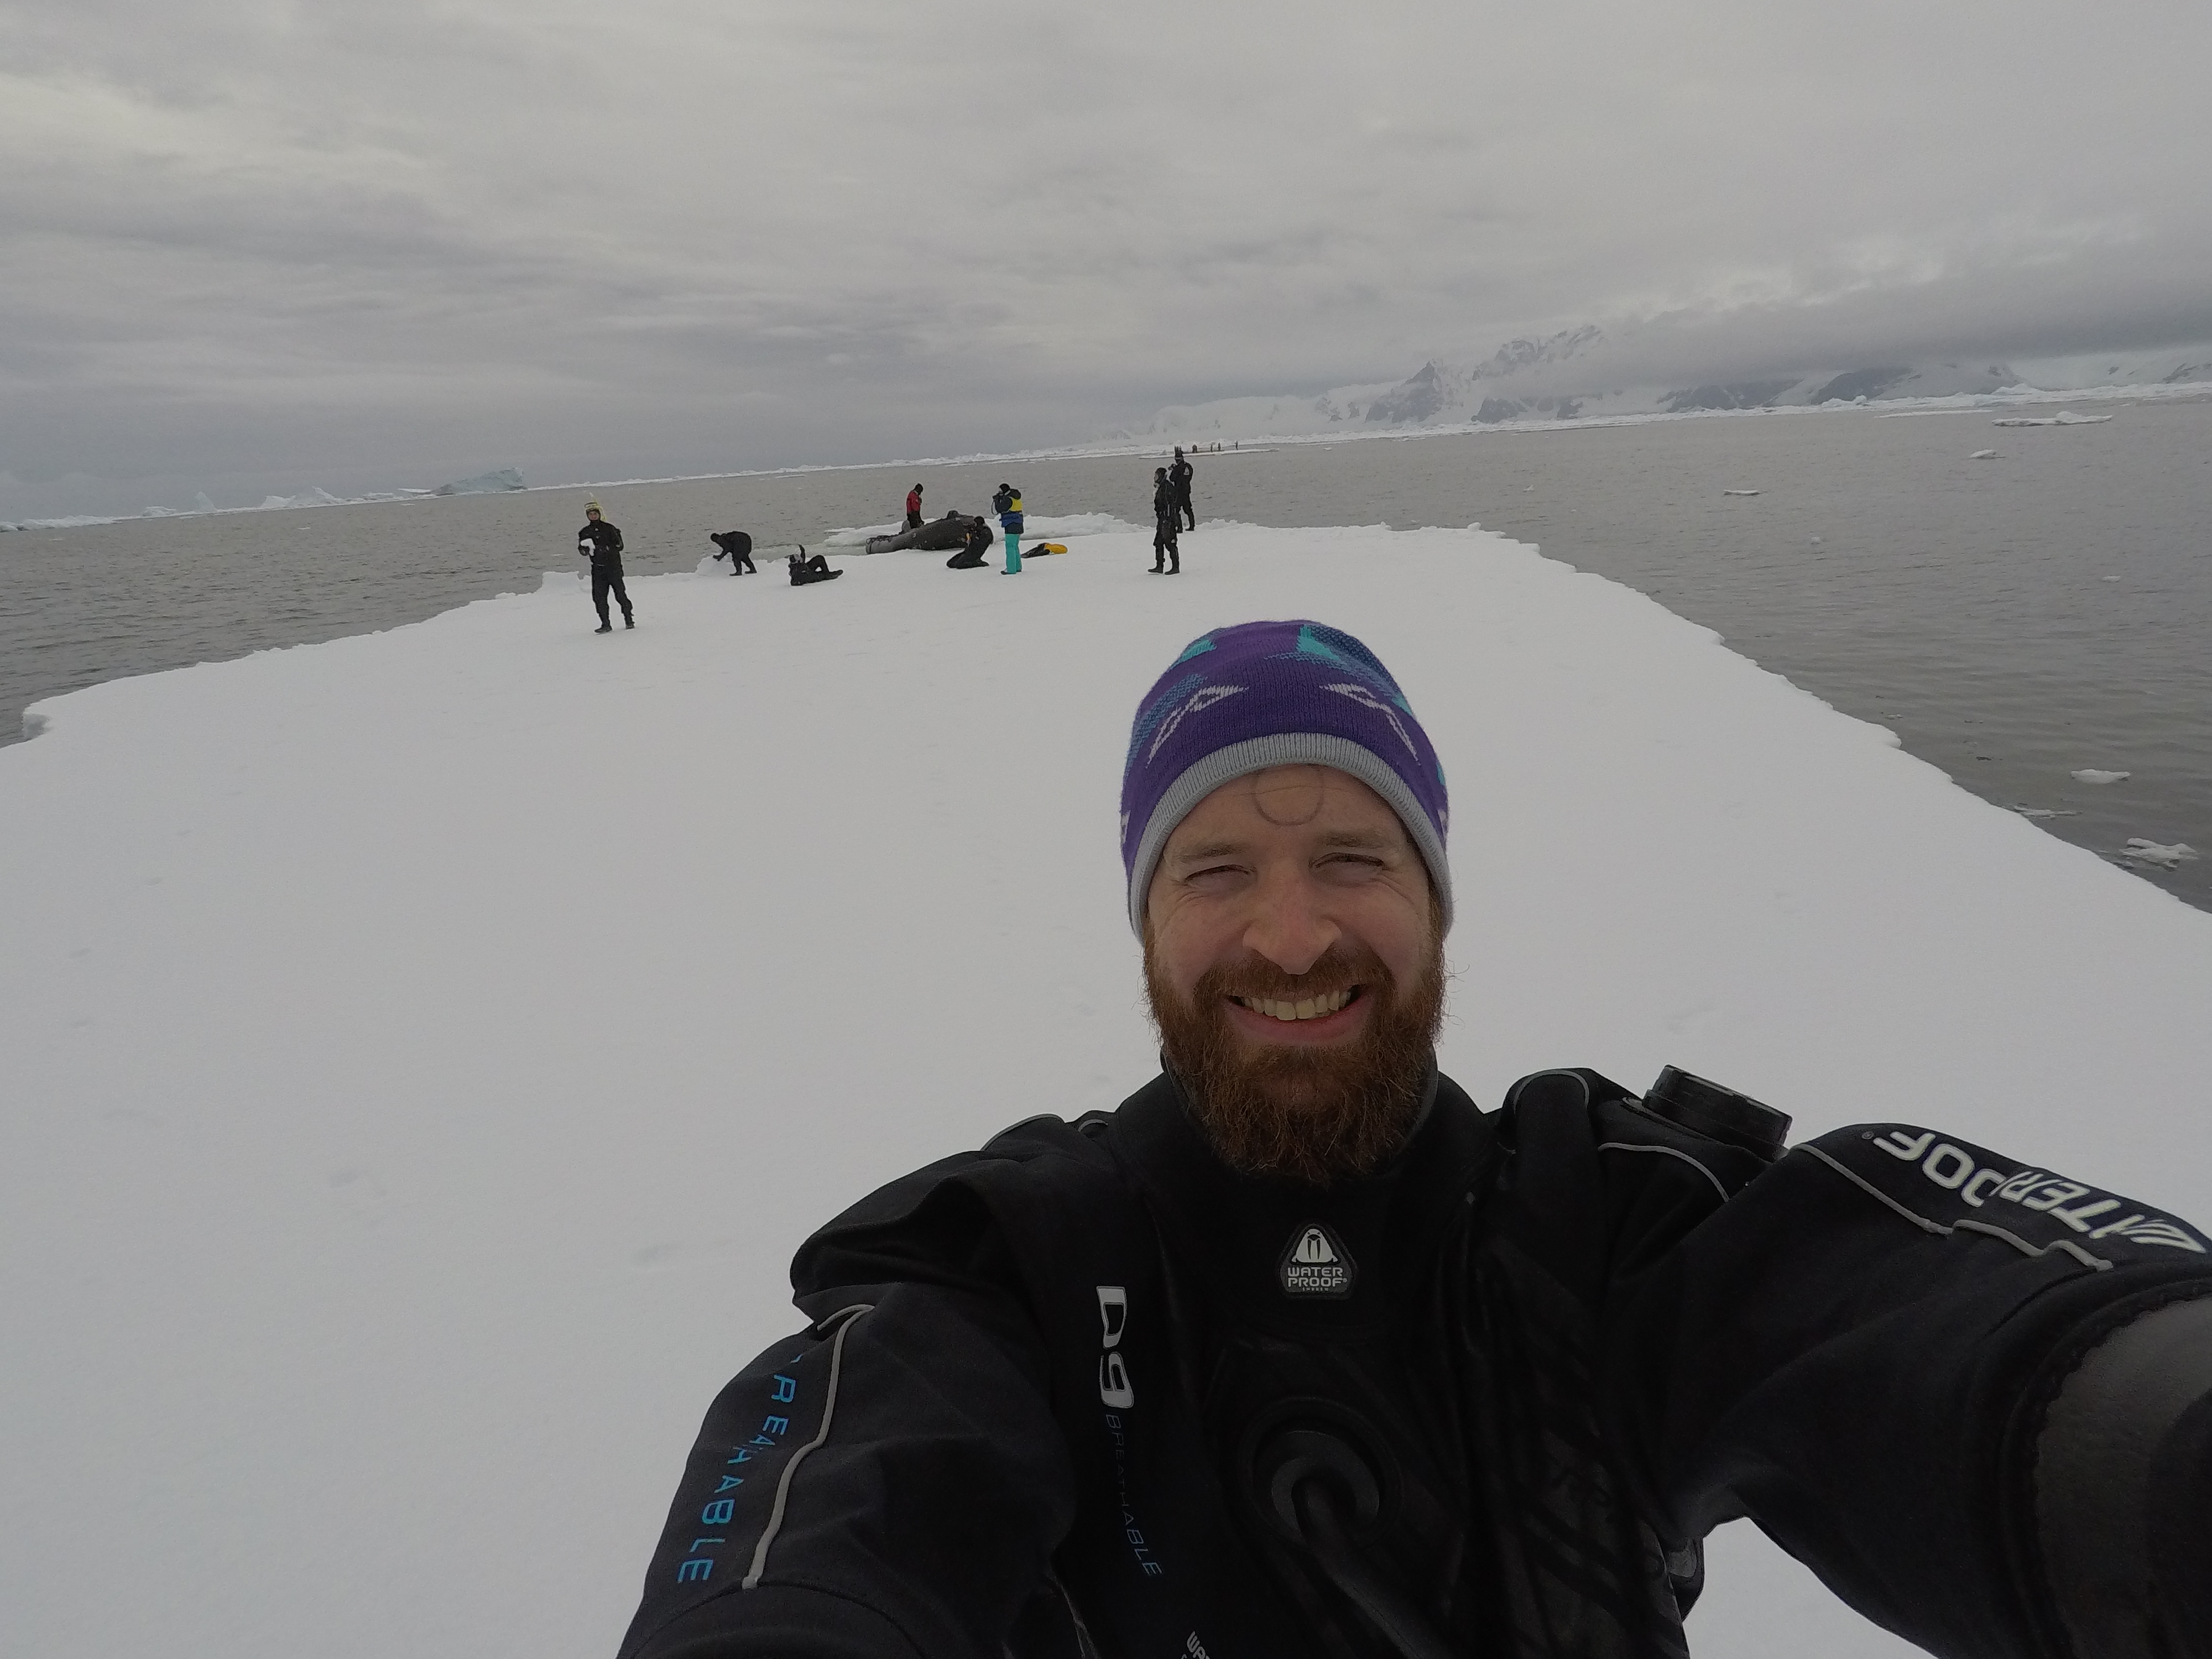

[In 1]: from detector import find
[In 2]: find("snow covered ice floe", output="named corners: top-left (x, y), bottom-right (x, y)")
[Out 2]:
top-left (2073, 768), bottom-right (2132, 784)
top-left (1969, 448), bottom-right (1998, 460)
top-left (8, 524), bottom-right (2212, 1659)
top-left (1991, 411), bottom-right (2113, 428)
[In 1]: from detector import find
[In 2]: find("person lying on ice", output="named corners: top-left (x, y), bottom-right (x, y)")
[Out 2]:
top-left (614, 619), bottom-right (2212, 1659)
top-left (786, 549), bottom-right (841, 586)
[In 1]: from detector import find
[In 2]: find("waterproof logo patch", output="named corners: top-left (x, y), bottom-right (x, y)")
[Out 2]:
top-left (1279, 1223), bottom-right (1356, 1298)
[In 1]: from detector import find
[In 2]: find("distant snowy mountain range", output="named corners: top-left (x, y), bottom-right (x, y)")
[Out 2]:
top-left (1124, 327), bottom-right (2212, 442)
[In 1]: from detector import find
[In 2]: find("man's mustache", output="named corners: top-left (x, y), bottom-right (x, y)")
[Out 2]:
top-left (1194, 949), bottom-right (1375, 1005)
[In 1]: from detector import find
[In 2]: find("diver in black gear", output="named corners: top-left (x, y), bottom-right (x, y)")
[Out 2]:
top-left (614, 1067), bottom-right (2212, 1659)
top-left (709, 531), bottom-right (755, 574)
top-left (786, 548), bottom-right (842, 586)
top-left (947, 516), bottom-right (994, 569)
top-left (1152, 467), bottom-right (1181, 573)
top-left (576, 500), bottom-right (633, 630)
top-left (1171, 446), bottom-right (1196, 531)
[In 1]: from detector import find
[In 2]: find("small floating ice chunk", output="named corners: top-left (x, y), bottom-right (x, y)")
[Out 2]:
top-left (1992, 411), bottom-right (2112, 428)
top-left (1969, 448), bottom-right (1997, 460)
top-left (2120, 839), bottom-right (2198, 868)
top-left (2011, 806), bottom-right (2079, 820)
top-left (2072, 769), bottom-right (2131, 785)
top-left (1723, 489), bottom-right (1761, 497)
top-left (2101, 575), bottom-right (2122, 582)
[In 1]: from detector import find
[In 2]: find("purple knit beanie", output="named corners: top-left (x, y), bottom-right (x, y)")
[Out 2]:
top-left (1120, 620), bottom-right (1451, 937)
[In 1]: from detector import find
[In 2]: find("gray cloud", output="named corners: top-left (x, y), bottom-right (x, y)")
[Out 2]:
top-left (6, 0), bottom-right (2210, 515)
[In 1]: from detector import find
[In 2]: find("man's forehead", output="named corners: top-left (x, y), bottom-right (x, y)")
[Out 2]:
top-left (1166, 766), bottom-right (1408, 851)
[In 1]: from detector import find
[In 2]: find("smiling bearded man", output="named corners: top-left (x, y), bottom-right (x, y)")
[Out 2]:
top-left (615, 620), bottom-right (2212, 1659)
top-left (1141, 764), bottom-right (1448, 1185)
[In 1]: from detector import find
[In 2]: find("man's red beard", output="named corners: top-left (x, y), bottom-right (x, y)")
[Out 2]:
top-left (1144, 932), bottom-right (1446, 1185)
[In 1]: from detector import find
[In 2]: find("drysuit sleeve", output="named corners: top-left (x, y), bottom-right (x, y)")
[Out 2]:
top-left (1607, 1123), bottom-right (2212, 1659)
top-left (613, 1280), bottom-right (1077, 1659)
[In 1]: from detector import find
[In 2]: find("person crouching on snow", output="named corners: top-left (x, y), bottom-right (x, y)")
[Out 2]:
top-left (709, 531), bottom-right (755, 575)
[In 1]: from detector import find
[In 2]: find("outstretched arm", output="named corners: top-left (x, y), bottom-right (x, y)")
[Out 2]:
top-left (614, 1280), bottom-right (1076, 1659)
top-left (1610, 1123), bottom-right (2212, 1659)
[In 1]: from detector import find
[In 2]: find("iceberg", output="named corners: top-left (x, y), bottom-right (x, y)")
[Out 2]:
top-left (431, 467), bottom-right (526, 495)
top-left (6, 525), bottom-right (2210, 1659)
top-left (256, 486), bottom-right (348, 510)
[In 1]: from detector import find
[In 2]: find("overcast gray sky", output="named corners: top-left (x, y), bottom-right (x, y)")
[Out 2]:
top-left (6, 0), bottom-right (2210, 514)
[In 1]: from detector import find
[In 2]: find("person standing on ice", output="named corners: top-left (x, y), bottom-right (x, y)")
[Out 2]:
top-left (904, 484), bottom-right (924, 531)
top-left (614, 618), bottom-right (2212, 1659)
top-left (576, 499), bottom-right (633, 632)
top-left (1151, 466), bottom-right (1181, 573)
top-left (1170, 445), bottom-right (1196, 531)
top-left (997, 483), bottom-right (1024, 575)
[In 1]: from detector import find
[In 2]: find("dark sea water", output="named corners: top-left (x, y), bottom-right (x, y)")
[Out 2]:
top-left (6, 397), bottom-right (2209, 907)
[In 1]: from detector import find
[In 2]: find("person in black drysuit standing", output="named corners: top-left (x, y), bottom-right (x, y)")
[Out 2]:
top-left (709, 531), bottom-right (755, 575)
top-left (577, 499), bottom-right (633, 632)
top-left (612, 618), bottom-right (2212, 1659)
top-left (1151, 466), bottom-right (1180, 573)
top-left (1170, 445), bottom-right (1196, 531)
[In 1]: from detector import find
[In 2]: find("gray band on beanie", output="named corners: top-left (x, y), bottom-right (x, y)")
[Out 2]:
top-left (1126, 734), bottom-right (1455, 938)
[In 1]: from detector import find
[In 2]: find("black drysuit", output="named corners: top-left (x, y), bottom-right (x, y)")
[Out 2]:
top-left (1153, 480), bottom-right (1180, 571)
top-left (1171, 456), bottom-right (1195, 530)
top-left (948, 519), bottom-right (994, 569)
top-left (615, 1067), bottom-right (2212, 1659)
top-left (580, 519), bottom-right (633, 624)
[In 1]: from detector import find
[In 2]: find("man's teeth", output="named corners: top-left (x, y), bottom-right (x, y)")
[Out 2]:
top-left (1237, 989), bottom-right (1352, 1022)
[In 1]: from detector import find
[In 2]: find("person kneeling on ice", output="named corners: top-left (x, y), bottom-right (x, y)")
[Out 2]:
top-left (786, 548), bottom-right (841, 587)
top-left (576, 499), bottom-right (633, 631)
top-left (946, 515), bottom-right (994, 569)
top-left (709, 531), bottom-right (755, 574)
top-left (614, 620), bottom-right (2212, 1659)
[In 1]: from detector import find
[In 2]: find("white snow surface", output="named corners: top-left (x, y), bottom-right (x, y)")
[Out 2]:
top-left (8, 524), bottom-right (2212, 1659)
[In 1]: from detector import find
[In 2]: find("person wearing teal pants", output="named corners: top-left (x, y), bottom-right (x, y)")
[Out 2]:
top-left (997, 484), bottom-right (1025, 574)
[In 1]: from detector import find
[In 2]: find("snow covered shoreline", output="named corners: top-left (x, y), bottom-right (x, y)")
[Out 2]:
top-left (6, 525), bottom-right (2210, 1659)
top-left (9, 374), bottom-right (2208, 533)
